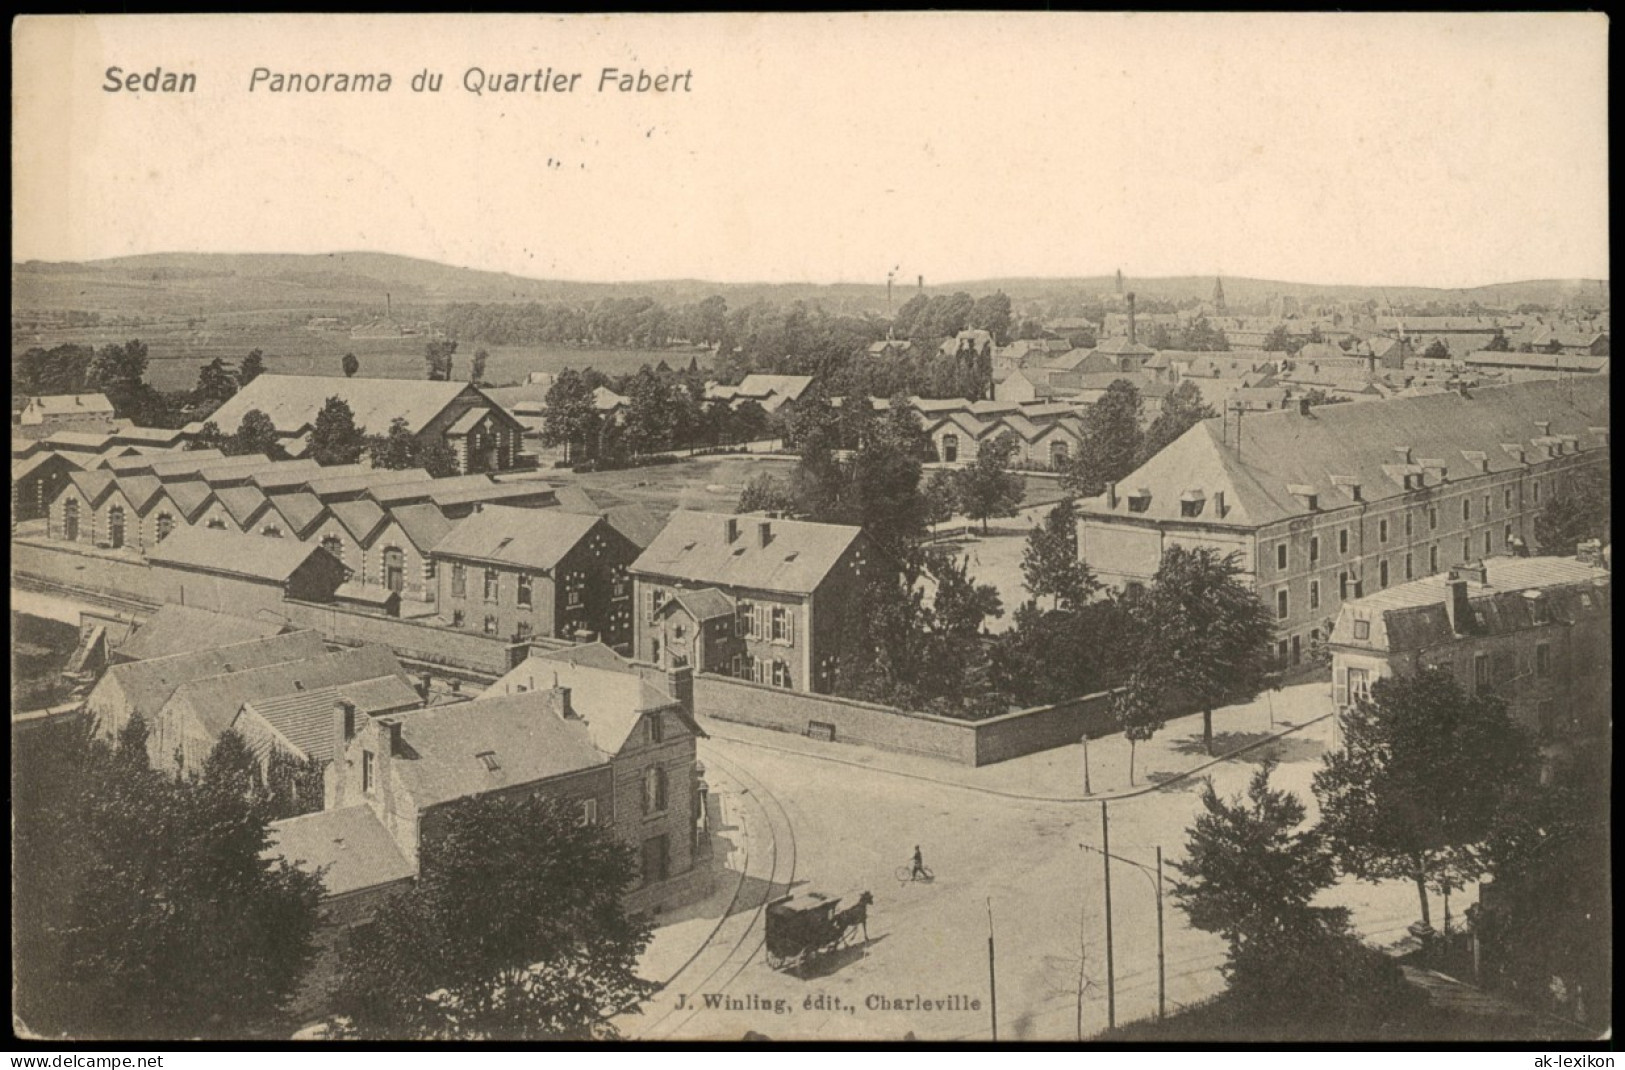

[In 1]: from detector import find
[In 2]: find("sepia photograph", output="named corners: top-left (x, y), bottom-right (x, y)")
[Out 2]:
top-left (9, 13), bottom-right (1611, 1048)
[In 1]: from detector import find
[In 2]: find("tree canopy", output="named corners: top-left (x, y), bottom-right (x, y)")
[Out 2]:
top-left (1061, 379), bottom-right (1143, 498)
top-left (13, 717), bottom-right (323, 1039)
top-left (309, 395), bottom-right (368, 467)
top-left (341, 352), bottom-right (360, 378)
top-left (1532, 466), bottom-right (1609, 555)
top-left (238, 348), bottom-right (267, 389)
top-left (225, 409), bottom-right (286, 459)
top-left (1312, 669), bottom-right (1538, 930)
top-left (953, 434), bottom-right (1024, 532)
top-left (331, 792), bottom-right (654, 1040)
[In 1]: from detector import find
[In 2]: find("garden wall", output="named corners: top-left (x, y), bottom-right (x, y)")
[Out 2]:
top-left (694, 673), bottom-right (1125, 768)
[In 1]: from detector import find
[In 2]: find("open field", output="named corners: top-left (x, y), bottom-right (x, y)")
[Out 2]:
top-left (12, 318), bottom-right (708, 393)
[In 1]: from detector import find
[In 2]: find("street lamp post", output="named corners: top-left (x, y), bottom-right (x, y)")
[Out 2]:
top-left (1081, 835), bottom-right (1167, 1027)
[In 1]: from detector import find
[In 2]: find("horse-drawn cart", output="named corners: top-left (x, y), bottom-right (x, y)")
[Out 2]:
top-left (764, 890), bottom-right (873, 971)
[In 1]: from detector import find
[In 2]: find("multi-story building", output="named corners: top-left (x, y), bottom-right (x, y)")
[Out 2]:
top-left (1328, 549), bottom-right (1611, 775)
top-left (431, 505), bottom-right (640, 648)
top-left (19, 393), bottom-right (116, 426)
top-left (1077, 378), bottom-right (1609, 668)
top-left (630, 511), bottom-right (879, 694)
top-left (266, 646), bottom-right (709, 1012)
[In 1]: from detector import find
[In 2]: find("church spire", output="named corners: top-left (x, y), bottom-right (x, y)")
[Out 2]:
top-left (1212, 275), bottom-right (1226, 314)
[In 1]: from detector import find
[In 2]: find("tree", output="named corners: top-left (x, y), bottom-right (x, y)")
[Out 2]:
top-left (1020, 498), bottom-right (1098, 610)
top-left (1061, 379), bottom-right (1143, 498)
top-left (1532, 466), bottom-right (1609, 554)
top-left (952, 434), bottom-right (1023, 533)
top-left (226, 408), bottom-right (285, 459)
top-left (925, 551), bottom-right (1003, 639)
top-left (969, 291), bottom-right (1013, 345)
top-left (1113, 670), bottom-right (1164, 786)
top-left (1423, 339), bottom-right (1451, 360)
top-left (194, 357), bottom-right (239, 407)
top-left (309, 395), bottom-right (368, 467)
top-left (425, 339), bottom-right (458, 381)
top-left (1483, 333), bottom-right (1511, 353)
top-left (238, 348), bottom-right (266, 389)
top-left (368, 416), bottom-right (420, 470)
top-left (1136, 380), bottom-right (1217, 467)
top-left (921, 468), bottom-right (959, 527)
top-left (470, 348), bottom-right (489, 384)
top-left (1261, 325), bottom-right (1297, 354)
top-left (415, 436), bottom-right (460, 478)
top-left (737, 472), bottom-right (796, 515)
top-left (88, 339), bottom-right (149, 388)
top-left (330, 793), bottom-right (655, 1040)
top-left (188, 419), bottom-right (226, 452)
top-left (13, 718), bottom-right (323, 1039)
top-left (623, 366), bottom-right (678, 456)
top-left (1313, 670), bottom-right (1538, 931)
top-left (1172, 762), bottom-right (1411, 1031)
top-left (541, 369), bottom-right (601, 463)
top-left (341, 352), bottom-right (360, 377)
top-left (1140, 546), bottom-right (1274, 755)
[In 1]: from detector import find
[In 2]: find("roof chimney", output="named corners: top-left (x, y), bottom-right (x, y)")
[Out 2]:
top-left (1444, 574), bottom-right (1473, 635)
top-left (334, 699), bottom-right (357, 747)
top-left (1576, 539), bottom-right (1605, 568)
top-left (758, 520), bottom-right (773, 548)
top-left (725, 517), bottom-right (739, 543)
top-left (386, 719), bottom-right (404, 756)
top-left (417, 672), bottom-right (431, 704)
top-left (1534, 420), bottom-right (1551, 436)
top-left (1105, 481), bottom-right (1118, 509)
top-left (1394, 445), bottom-right (1412, 465)
top-left (1297, 397), bottom-right (1313, 416)
top-left (1126, 292), bottom-right (1138, 345)
top-left (918, 274), bottom-right (924, 292)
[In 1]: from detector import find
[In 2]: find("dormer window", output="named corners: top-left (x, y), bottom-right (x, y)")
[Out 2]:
top-left (1179, 489), bottom-right (1205, 518)
top-left (1127, 489), bottom-right (1152, 513)
top-left (477, 751), bottom-right (501, 772)
top-left (647, 713), bottom-right (665, 745)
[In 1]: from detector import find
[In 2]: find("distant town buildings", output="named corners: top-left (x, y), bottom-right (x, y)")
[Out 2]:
top-left (19, 393), bottom-right (117, 427)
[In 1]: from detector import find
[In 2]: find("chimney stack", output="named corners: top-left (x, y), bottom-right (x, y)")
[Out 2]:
top-left (386, 720), bottom-right (404, 756)
top-left (1444, 574), bottom-right (1473, 634)
top-left (1106, 481), bottom-right (1118, 509)
top-left (1394, 445), bottom-right (1412, 465)
top-left (666, 663), bottom-right (694, 716)
top-left (1127, 292), bottom-right (1138, 345)
top-left (758, 520), bottom-right (773, 548)
top-left (417, 672), bottom-right (431, 704)
top-left (918, 275), bottom-right (924, 292)
top-left (725, 517), bottom-right (739, 543)
top-left (555, 683), bottom-right (576, 720)
top-left (1577, 539), bottom-right (1605, 568)
top-left (1297, 397), bottom-right (1313, 416)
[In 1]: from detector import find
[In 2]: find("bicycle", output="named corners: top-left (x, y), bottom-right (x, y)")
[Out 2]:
top-left (894, 863), bottom-right (935, 884)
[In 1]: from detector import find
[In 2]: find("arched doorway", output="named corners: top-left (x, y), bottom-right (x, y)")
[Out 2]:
top-left (63, 499), bottom-right (80, 541)
top-left (155, 513), bottom-right (175, 542)
top-left (108, 505), bottom-right (126, 549)
top-left (383, 546), bottom-right (405, 594)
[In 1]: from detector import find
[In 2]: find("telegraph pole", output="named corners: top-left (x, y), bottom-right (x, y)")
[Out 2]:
top-left (1155, 846), bottom-right (1166, 1021)
top-left (1101, 801), bottom-right (1115, 1031)
top-left (1082, 730), bottom-right (1092, 795)
top-left (986, 898), bottom-right (998, 1041)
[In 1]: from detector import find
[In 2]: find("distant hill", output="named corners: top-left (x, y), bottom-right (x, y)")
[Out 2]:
top-left (12, 252), bottom-right (1609, 319)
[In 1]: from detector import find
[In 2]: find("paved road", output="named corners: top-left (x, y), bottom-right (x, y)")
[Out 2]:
top-left (641, 712), bottom-right (1446, 1042)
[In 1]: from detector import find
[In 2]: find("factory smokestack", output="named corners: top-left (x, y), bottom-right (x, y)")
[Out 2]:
top-left (1127, 292), bottom-right (1138, 345)
top-left (918, 275), bottom-right (924, 292)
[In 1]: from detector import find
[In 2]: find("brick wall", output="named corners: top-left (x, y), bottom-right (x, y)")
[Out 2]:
top-left (281, 599), bottom-right (524, 676)
top-left (696, 673), bottom-right (1127, 768)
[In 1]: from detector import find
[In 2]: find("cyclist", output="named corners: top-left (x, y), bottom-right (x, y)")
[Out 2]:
top-left (910, 845), bottom-right (927, 881)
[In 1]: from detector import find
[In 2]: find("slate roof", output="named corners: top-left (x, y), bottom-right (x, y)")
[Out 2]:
top-left (145, 451), bottom-right (238, 480)
top-left (432, 506), bottom-right (603, 570)
top-left (116, 604), bottom-right (289, 663)
top-left (632, 511), bottom-right (863, 595)
top-left (238, 674), bottom-right (420, 763)
top-left (388, 502), bottom-right (454, 552)
top-left (266, 806), bottom-right (416, 896)
top-left (519, 646), bottom-right (699, 754)
top-left (1335, 557), bottom-right (1610, 653)
top-left (166, 644), bottom-right (408, 744)
top-left (214, 485), bottom-right (269, 525)
top-left (159, 481), bottom-right (214, 519)
top-left (147, 525), bottom-right (332, 583)
top-left (12, 450), bottom-right (80, 482)
top-left (593, 386), bottom-right (630, 411)
top-left (66, 469), bottom-right (116, 504)
top-left (735, 375), bottom-right (815, 402)
top-left (327, 498), bottom-right (388, 542)
top-left (665, 587), bottom-right (735, 621)
top-left (445, 407), bottom-right (491, 436)
top-left (1079, 378), bottom-right (1609, 529)
top-left (304, 466), bottom-right (431, 499)
top-left (26, 393), bottom-right (116, 417)
top-left (1461, 351), bottom-right (1609, 373)
top-left (263, 491), bottom-right (326, 535)
top-left (1093, 337), bottom-right (1157, 357)
top-left (389, 690), bottom-right (609, 809)
top-left (93, 630), bottom-right (328, 726)
top-left (205, 374), bottom-right (477, 437)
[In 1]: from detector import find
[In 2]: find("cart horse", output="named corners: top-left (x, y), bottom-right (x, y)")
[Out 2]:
top-left (764, 890), bottom-right (874, 972)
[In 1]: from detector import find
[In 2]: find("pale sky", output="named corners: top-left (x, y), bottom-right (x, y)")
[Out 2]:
top-left (11, 13), bottom-right (1611, 289)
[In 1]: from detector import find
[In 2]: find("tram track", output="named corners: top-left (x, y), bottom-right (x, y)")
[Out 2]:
top-left (631, 747), bottom-right (799, 1041)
